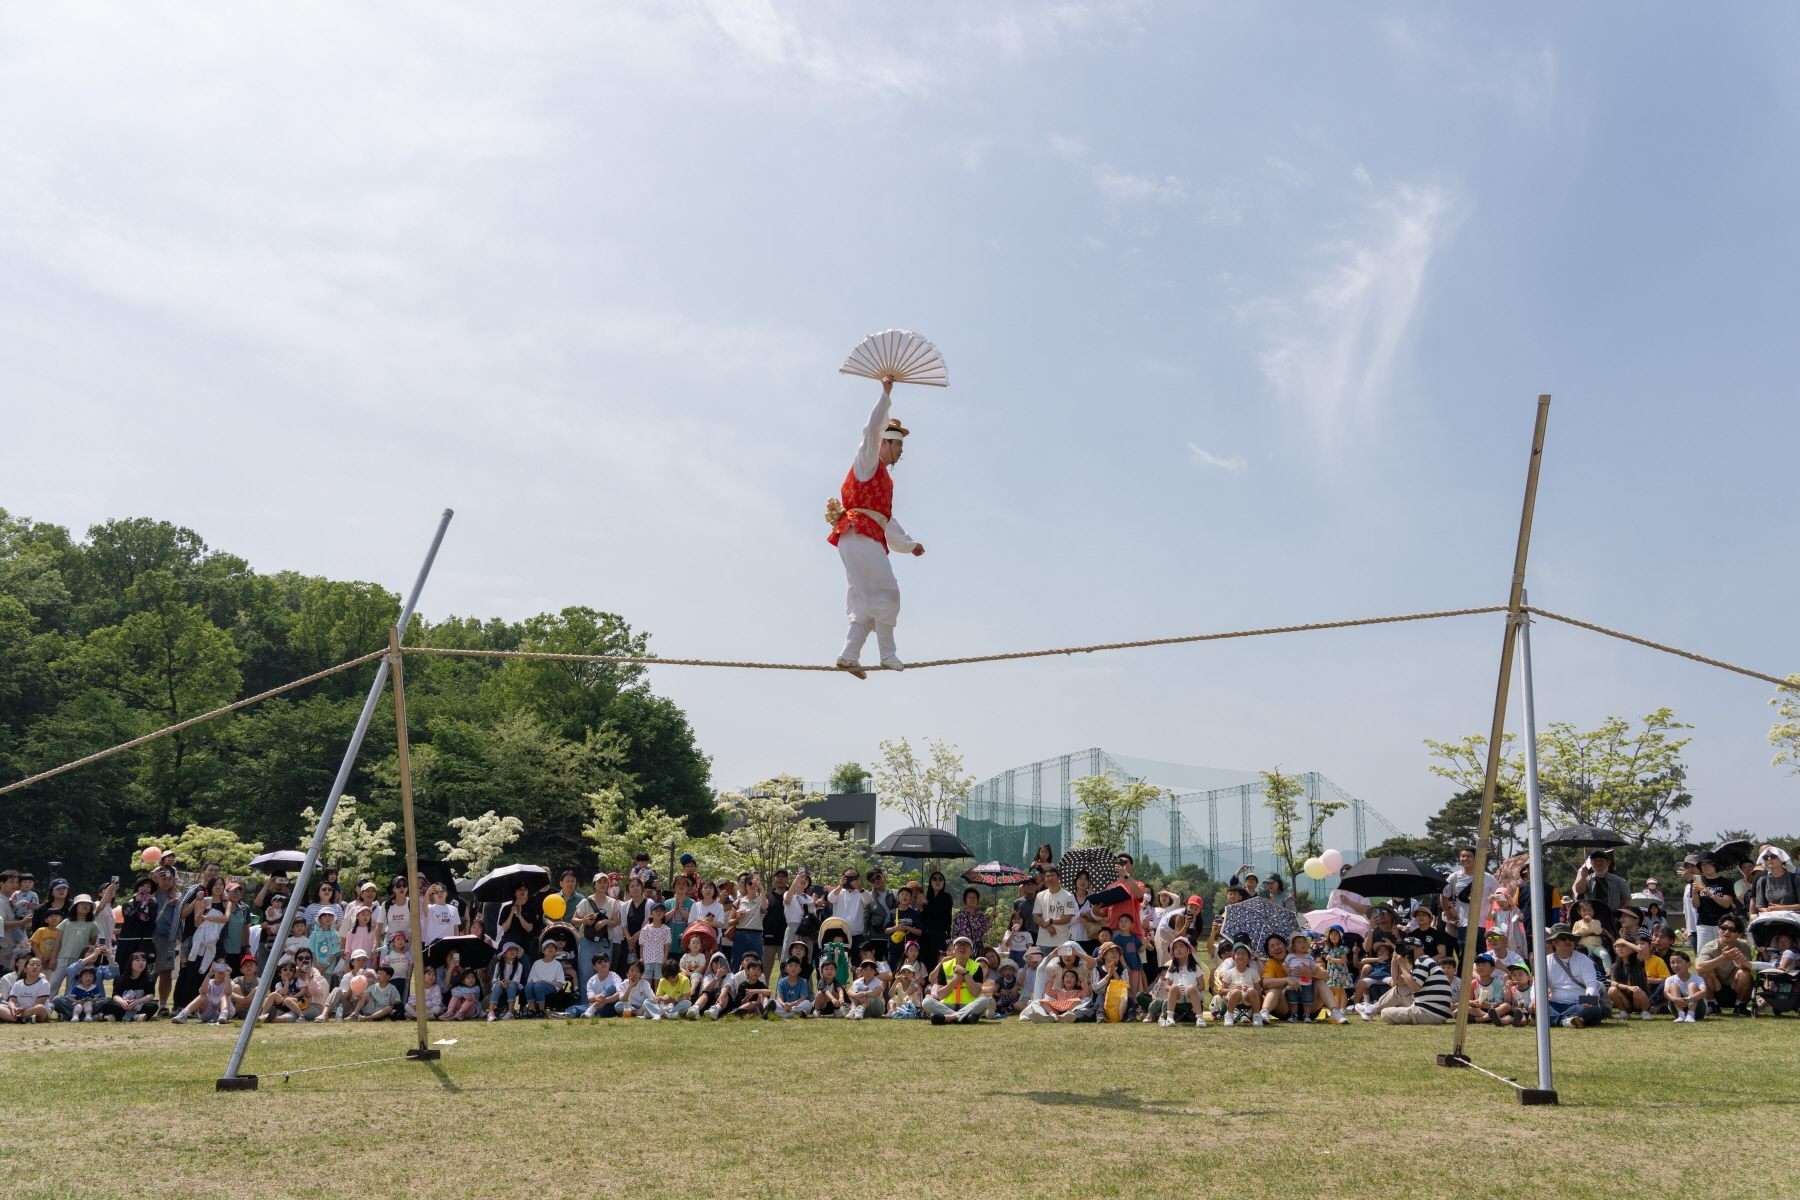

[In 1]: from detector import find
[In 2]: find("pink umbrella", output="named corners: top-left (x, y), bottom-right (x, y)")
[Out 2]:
top-left (1304, 907), bottom-right (1370, 938)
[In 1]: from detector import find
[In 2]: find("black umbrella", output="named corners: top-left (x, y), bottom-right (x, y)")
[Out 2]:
top-left (1057, 847), bottom-right (1120, 891)
top-left (471, 863), bottom-right (551, 902)
top-left (1713, 838), bottom-right (1756, 864)
top-left (424, 934), bottom-right (494, 970)
top-left (874, 827), bottom-right (972, 858)
top-left (248, 849), bottom-right (308, 873)
top-left (1542, 824), bottom-right (1627, 850)
top-left (413, 858), bottom-right (458, 891)
top-left (1338, 855), bottom-right (1448, 899)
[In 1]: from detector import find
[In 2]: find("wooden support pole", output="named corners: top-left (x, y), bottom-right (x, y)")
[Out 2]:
top-left (1448, 395), bottom-right (1551, 1061)
top-left (389, 624), bottom-right (439, 1061)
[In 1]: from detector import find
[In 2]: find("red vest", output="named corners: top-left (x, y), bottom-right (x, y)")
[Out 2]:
top-left (828, 464), bottom-right (892, 552)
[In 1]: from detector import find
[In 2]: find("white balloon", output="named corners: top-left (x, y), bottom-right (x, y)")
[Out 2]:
top-left (1320, 849), bottom-right (1344, 874)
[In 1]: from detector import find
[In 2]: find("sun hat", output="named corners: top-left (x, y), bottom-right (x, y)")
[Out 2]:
top-left (1548, 923), bottom-right (1576, 940)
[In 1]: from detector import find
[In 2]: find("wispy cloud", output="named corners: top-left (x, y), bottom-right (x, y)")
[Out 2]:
top-left (1247, 179), bottom-right (1461, 439)
top-left (1188, 444), bottom-right (1247, 472)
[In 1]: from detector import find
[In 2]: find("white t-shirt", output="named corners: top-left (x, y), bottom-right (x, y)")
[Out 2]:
top-left (690, 901), bottom-right (727, 929)
top-left (527, 959), bottom-right (564, 986)
top-left (782, 893), bottom-right (813, 927)
top-left (1033, 889), bottom-right (1077, 948)
top-left (379, 902), bottom-right (411, 935)
top-left (585, 971), bottom-right (622, 1001)
top-left (9, 976), bottom-right (52, 1005)
top-left (422, 904), bottom-right (458, 945)
top-left (830, 888), bottom-right (865, 935)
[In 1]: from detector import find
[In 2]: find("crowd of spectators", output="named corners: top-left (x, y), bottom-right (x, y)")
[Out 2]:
top-left (3, 841), bottom-right (1796, 1029)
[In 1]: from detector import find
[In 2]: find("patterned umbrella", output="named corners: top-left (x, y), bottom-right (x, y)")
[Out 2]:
top-left (1057, 846), bottom-right (1119, 890)
top-left (1220, 897), bottom-right (1301, 955)
top-left (963, 862), bottom-right (1030, 886)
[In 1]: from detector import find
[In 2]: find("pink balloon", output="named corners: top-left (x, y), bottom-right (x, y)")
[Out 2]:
top-left (141, 847), bottom-right (162, 863)
top-left (1320, 849), bottom-right (1344, 875)
top-left (349, 976), bottom-right (368, 994)
top-left (112, 907), bottom-right (123, 923)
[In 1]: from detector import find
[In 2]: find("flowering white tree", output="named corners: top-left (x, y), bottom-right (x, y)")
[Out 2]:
top-left (435, 809), bottom-right (524, 878)
top-left (873, 738), bottom-right (975, 829)
top-left (713, 776), bottom-right (881, 882)
top-left (1771, 676), bottom-right (1800, 774)
top-left (299, 795), bottom-right (397, 881)
top-left (582, 789), bottom-right (690, 874)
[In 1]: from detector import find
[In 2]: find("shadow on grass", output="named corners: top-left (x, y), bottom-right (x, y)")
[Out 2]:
top-left (995, 1087), bottom-right (1225, 1115)
top-left (422, 1058), bottom-right (461, 1094)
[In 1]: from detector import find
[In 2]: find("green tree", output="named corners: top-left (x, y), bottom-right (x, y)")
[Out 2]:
top-left (206, 694), bottom-right (370, 848)
top-left (710, 776), bottom-right (878, 882)
top-left (57, 569), bottom-right (241, 829)
top-left (1536, 709), bottom-right (1694, 846)
top-left (606, 689), bottom-right (717, 834)
top-left (583, 789), bottom-right (690, 875)
top-left (1365, 834), bottom-right (1456, 875)
top-left (829, 761), bottom-right (869, 793)
top-left (1422, 733), bottom-right (1525, 853)
top-left (1260, 767), bottom-right (1305, 883)
top-left (288, 578), bottom-right (400, 698)
top-left (483, 606), bottom-right (648, 741)
top-left (1071, 771), bottom-right (1160, 852)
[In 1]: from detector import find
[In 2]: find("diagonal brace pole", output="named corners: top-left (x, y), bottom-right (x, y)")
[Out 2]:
top-left (218, 509), bottom-right (453, 1090)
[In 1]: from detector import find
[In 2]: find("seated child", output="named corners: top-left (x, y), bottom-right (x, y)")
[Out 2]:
top-left (1665, 950), bottom-right (1707, 1023)
top-left (359, 966), bottom-right (403, 1020)
top-left (1469, 954), bottom-right (1506, 1024)
top-left (774, 957), bottom-right (814, 1018)
top-left (1495, 962), bottom-right (1534, 1026)
top-left (886, 965), bottom-right (922, 1018)
top-left (67, 963), bottom-right (107, 1022)
top-left (990, 961), bottom-right (1021, 1015)
top-left (813, 960), bottom-right (846, 1017)
top-left (847, 958), bottom-right (886, 1018)
top-left (1021, 968), bottom-right (1088, 1023)
top-left (446, 969), bottom-right (482, 1020)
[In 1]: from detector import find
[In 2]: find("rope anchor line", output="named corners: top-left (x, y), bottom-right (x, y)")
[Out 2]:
top-left (0, 604), bottom-right (1791, 799)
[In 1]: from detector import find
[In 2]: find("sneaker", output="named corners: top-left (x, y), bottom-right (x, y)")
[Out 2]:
top-left (1359, 1007), bottom-right (1373, 1021)
top-left (1732, 1005), bottom-right (1751, 1018)
top-left (172, 1013), bottom-right (190, 1024)
top-left (1285, 1014), bottom-right (1299, 1024)
top-left (134, 1013), bottom-right (147, 1022)
top-left (1252, 1011), bottom-right (1268, 1027)
top-left (102, 1014), bottom-right (115, 1023)
top-left (1159, 1013), bottom-right (1173, 1027)
top-left (1222, 1011), bottom-right (1235, 1026)
top-left (1327, 1010), bottom-right (1348, 1025)
top-left (1640, 1011), bottom-right (1654, 1021)
top-left (834, 658), bottom-right (868, 680)
top-left (82, 1014), bottom-right (94, 1022)
top-left (1564, 1016), bottom-right (1584, 1029)
top-left (930, 1013), bottom-right (947, 1025)
top-left (500, 1011), bottom-right (513, 1021)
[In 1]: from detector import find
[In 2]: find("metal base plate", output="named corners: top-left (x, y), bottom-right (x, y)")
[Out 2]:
top-left (406, 1047), bottom-right (442, 1061)
top-left (1519, 1088), bottom-right (1559, 1105)
top-left (215, 1075), bottom-right (259, 1092)
top-left (1436, 1053), bottom-right (1470, 1068)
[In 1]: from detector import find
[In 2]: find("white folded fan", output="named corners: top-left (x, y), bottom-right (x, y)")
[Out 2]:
top-left (839, 329), bottom-right (948, 387)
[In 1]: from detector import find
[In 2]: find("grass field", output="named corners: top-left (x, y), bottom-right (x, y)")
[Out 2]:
top-left (3, 1015), bottom-right (1791, 1199)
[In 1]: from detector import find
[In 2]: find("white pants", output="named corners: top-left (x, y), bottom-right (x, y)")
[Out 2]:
top-left (1019, 1000), bottom-right (1080, 1023)
top-left (838, 532), bottom-right (900, 661)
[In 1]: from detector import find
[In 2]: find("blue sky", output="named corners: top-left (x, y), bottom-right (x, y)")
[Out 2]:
top-left (4, 3), bottom-right (1796, 840)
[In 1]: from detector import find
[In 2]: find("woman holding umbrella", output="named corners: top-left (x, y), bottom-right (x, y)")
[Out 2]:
top-left (921, 871), bottom-right (953, 970)
top-left (497, 883), bottom-right (542, 960)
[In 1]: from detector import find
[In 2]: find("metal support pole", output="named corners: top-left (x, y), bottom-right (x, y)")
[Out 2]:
top-left (1443, 395), bottom-right (1550, 1071)
top-left (1518, 590), bottom-right (1557, 1103)
top-left (388, 624), bottom-right (438, 1061)
top-left (218, 509), bottom-right (453, 1091)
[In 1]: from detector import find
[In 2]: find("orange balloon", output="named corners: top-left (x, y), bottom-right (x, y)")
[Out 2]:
top-left (542, 894), bottom-right (567, 920)
top-left (141, 847), bottom-right (162, 863)
top-left (349, 975), bottom-right (368, 994)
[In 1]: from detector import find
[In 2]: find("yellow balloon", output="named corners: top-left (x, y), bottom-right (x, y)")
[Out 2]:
top-left (542, 894), bottom-right (566, 920)
top-left (1303, 857), bottom-right (1329, 880)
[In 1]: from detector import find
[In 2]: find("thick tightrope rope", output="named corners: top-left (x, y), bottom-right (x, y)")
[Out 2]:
top-left (398, 605), bottom-right (1514, 672)
top-left (0, 649), bottom-right (389, 798)
top-left (1527, 608), bottom-right (1798, 691)
top-left (2, 605), bottom-right (1791, 798)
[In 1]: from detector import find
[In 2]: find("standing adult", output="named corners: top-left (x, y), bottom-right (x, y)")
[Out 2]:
top-left (728, 873), bottom-right (767, 970)
top-left (828, 869), bottom-right (867, 954)
top-left (1032, 867), bottom-right (1076, 954)
top-left (620, 876), bottom-right (654, 971)
top-left (781, 871), bottom-right (817, 963)
top-left (1690, 856), bottom-right (1736, 955)
top-left (0, 871), bottom-right (27, 959)
top-left (379, 876), bottom-right (413, 945)
top-left (920, 871), bottom-right (953, 969)
top-left (1442, 847), bottom-right (1500, 931)
top-left (496, 883), bottom-right (542, 960)
top-left (861, 869), bottom-right (897, 957)
top-left (761, 868), bottom-right (790, 968)
top-left (1571, 850), bottom-right (1631, 932)
top-left (574, 874), bottom-right (620, 996)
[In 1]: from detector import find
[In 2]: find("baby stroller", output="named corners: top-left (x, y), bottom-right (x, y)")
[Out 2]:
top-left (1748, 912), bottom-right (1800, 1017)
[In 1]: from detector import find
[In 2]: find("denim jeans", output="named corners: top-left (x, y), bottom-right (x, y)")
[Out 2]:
top-left (488, 981), bottom-right (522, 1010)
top-left (1547, 997), bottom-right (1604, 1026)
top-left (524, 981), bottom-right (562, 1005)
top-left (730, 930), bottom-right (761, 971)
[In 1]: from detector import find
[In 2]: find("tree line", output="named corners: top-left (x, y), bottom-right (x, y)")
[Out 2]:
top-left (0, 510), bottom-right (715, 884)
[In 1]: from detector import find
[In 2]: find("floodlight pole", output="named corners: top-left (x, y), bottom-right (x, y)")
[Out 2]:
top-left (217, 509), bottom-right (453, 1092)
top-left (389, 624), bottom-right (438, 1061)
top-left (1440, 396), bottom-right (1550, 1083)
top-left (1519, 589), bottom-right (1556, 1103)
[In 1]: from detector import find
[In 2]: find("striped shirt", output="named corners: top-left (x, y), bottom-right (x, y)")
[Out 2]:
top-left (1407, 956), bottom-right (1454, 1018)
